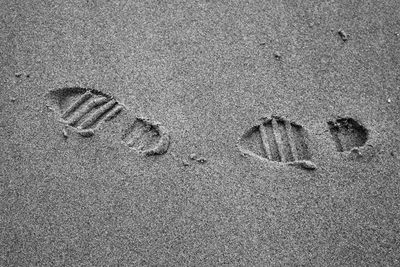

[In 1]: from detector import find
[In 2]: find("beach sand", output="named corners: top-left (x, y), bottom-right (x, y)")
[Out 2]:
top-left (1, 0), bottom-right (399, 265)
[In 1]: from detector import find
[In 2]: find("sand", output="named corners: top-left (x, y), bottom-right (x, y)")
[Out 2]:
top-left (1, 0), bottom-right (399, 265)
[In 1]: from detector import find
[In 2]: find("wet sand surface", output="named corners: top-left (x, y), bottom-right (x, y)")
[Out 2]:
top-left (1, 0), bottom-right (400, 265)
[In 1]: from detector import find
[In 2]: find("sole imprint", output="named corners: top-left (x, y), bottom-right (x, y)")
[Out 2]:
top-left (46, 87), bottom-right (124, 136)
top-left (238, 116), bottom-right (316, 170)
top-left (327, 117), bottom-right (368, 152)
top-left (46, 87), bottom-right (170, 155)
top-left (122, 117), bottom-right (170, 156)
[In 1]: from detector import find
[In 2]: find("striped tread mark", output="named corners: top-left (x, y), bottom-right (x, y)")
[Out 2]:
top-left (285, 120), bottom-right (298, 161)
top-left (65, 96), bottom-right (110, 125)
top-left (46, 87), bottom-right (125, 135)
top-left (259, 123), bottom-right (272, 160)
top-left (61, 91), bottom-right (93, 119)
top-left (271, 118), bottom-right (286, 163)
top-left (103, 105), bottom-right (124, 122)
top-left (79, 99), bottom-right (117, 129)
top-left (238, 117), bottom-right (312, 166)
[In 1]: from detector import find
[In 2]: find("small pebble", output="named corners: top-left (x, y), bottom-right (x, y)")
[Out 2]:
top-left (62, 128), bottom-right (68, 139)
top-left (189, 153), bottom-right (207, 164)
top-left (10, 97), bottom-right (16, 102)
top-left (15, 72), bottom-right (22, 78)
top-left (387, 98), bottom-right (391, 103)
top-left (196, 157), bottom-right (207, 164)
top-left (338, 30), bottom-right (349, 42)
top-left (273, 52), bottom-right (282, 60)
top-left (46, 104), bottom-right (54, 111)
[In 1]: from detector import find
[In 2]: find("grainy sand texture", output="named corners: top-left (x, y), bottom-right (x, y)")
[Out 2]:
top-left (1, 0), bottom-right (400, 265)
